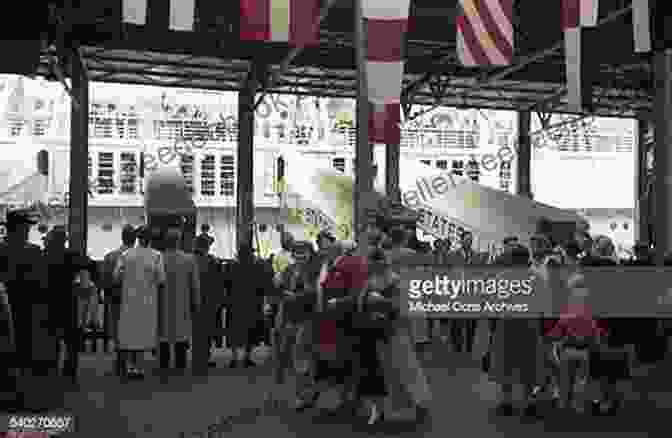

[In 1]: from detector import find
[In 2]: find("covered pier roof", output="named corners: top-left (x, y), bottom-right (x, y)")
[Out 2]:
top-left (37, 0), bottom-right (650, 118)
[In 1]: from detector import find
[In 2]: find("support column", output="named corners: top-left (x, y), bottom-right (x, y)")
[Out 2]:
top-left (236, 67), bottom-right (257, 255)
top-left (353, 0), bottom-right (373, 245)
top-left (635, 118), bottom-right (650, 244)
top-left (386, 143), bottom-right (401, 202)
top-left (653, 49), bottom-right (672, 265)
top-left (68, 47), bottom-right (89, 256)
top-left (516, 110), bottom-right (532, 198)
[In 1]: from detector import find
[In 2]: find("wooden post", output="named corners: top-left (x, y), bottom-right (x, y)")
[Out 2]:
top-left (68, 46), bottom-right (89, 256)
top-left (353, 0), bottom-right (373, 247)
top-left (386, 143), bottom-right (401, 202)
top-left (516, 110), bottom-right (532, 198)
top-left (635, 118), bottom-right (650, 245)
top-left (653, 49), bottom-right (672, 265)
top-left (236, 66), bottom-right (258, 255)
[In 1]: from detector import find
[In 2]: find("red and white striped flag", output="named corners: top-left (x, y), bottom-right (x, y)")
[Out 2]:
top-left (363, 0), bottom-right (411, 145)
top-left (456, 0), bottom-right (514, 67)
top-left (240, 0), bottom-right (321, 45)
top-left (563, 0), bottom-right (598, 112)
top-left (122, 0), bottom-right (196, 31)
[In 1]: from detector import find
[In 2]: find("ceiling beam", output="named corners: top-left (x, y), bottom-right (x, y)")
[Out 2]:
top-left (404, 3), bottom-right (634, 121)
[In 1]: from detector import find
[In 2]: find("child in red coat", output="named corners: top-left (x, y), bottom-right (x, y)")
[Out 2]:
top-left (546, 273), bottom-right (606, 410)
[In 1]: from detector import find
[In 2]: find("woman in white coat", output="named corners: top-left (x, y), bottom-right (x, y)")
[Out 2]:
top-left (114, 226), bottom-right (166, 378)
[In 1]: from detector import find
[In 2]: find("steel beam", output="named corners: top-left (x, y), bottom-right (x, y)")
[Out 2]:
top-left (405, 4), bottom-right (633, 121)
top-left (386, 144), bottom-right (401, 202)
top-left (516, 111), bottom-right (532, 198)
top-left (236, 65), bottom-right (259, 255)
top-left (353, 0), bottom-right (373, 246)
top-left (653, 49), bottom-right (672, 265)
top-left (635, 118), bottom-right (650, 244)
top-left (68, 46), bottom-right (89, 257)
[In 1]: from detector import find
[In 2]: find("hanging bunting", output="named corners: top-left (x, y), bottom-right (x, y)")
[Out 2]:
top-left (122, 0), bottom-right (148, 25)
top-left (563, 0), bottom-right (598, 112)
top-left (169, 0), bottom-right (195, 31)
top-left (456, 0), bottom-right (515, 67)
top-left (633, 0), bottom-right (652, 53)
top-left (122, 0), bottom-right (195, 31)
top-left (240, 0), bottom-right (321, 45)
top-left (369, 102), bottom-right (402, 144)
top-left (362, 0), bottom-right (411, 145)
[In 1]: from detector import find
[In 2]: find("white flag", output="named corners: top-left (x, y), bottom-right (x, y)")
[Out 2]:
top-left (633, 0), bottom-right (652, 53)
top-left (122, 0), bottom-right (147, 26)
top-left (169, 0), bottom-right (196, 31)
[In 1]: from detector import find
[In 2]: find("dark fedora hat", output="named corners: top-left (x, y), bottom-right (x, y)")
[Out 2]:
top-left (0, 209), bottom-right (38, 226)
top-left (194, 233), bottom-right (214, 250)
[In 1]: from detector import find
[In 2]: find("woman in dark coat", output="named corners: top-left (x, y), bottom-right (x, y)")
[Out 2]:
top-left (489, 244), bottom-right (544, 418)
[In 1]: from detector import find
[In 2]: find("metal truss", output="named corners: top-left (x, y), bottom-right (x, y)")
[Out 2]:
top-left (32, 0), bottom-right (651, 120)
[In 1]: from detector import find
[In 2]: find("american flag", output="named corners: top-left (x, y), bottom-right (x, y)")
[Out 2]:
top-left (456, 0), bottom-right (514, 67)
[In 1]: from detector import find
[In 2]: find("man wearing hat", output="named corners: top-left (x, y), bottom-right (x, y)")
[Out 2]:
top-left (0, 209), bottom-right (47, 410)
top-left (193, 233), bottom-right (224, 369)
top-left (197, 224), bottom-right (215, 248)
top-left (43, 225), bottom-right (98, 382)
top-left (227, 244), bottom-right (271, 367)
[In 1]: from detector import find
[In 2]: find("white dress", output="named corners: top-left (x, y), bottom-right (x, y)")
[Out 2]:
top-left (114, 246), bottom-right (166, 351)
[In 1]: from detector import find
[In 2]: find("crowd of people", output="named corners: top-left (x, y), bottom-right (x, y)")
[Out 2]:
top-left (0, 207), bottom-right (669, 427)
top-left (267, 216), bottom-right (668, 425)
top-left (0, 213), bottom-right (272, 412)
top-left (471, 219), bottom-right (666, 418)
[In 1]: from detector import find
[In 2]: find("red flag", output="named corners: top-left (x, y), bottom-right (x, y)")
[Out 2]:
top-left (362, 0), bottom-right (410, 145)
top-left (240, 0), bottom-right (321, 45)
top-left (369, 103), bottom-right (401, 145)
top-left (561, 0), bottom-right (598, 29)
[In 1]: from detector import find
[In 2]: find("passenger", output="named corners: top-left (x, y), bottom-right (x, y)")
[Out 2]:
top-left (158, 227), bottom-right (201, 372)
top-left (114, 225), bottom-right (166, 378)
top-left (102, 224), bottom-right (137, 376)
top-left (488, 244), bottom-right (544, 418)
top-left (228, 244), bottom-right (267, 368)
top-left (193, 233), bottom-right (224, 368)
